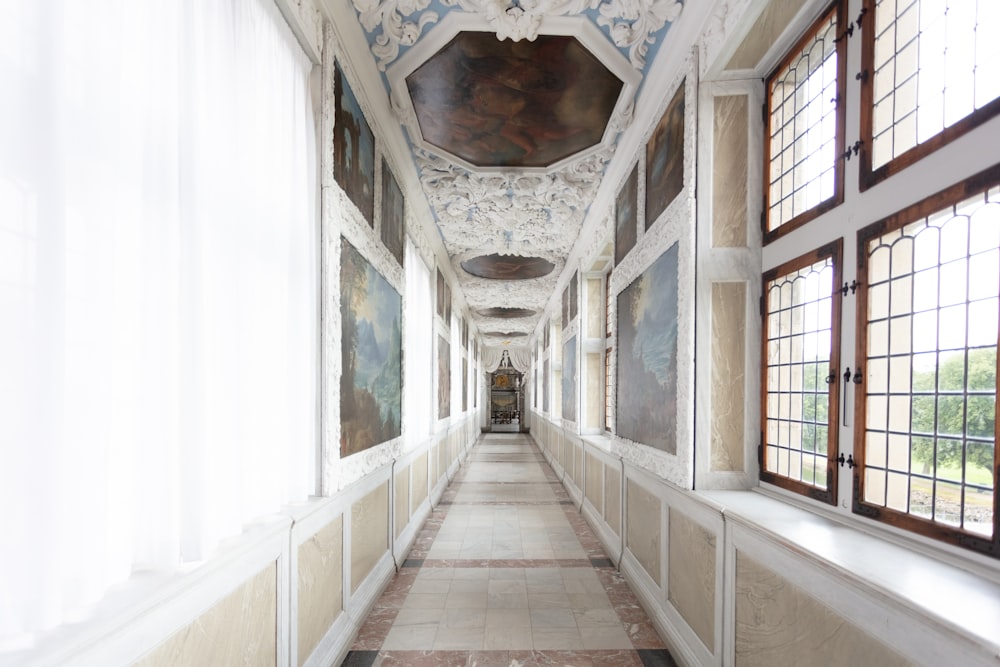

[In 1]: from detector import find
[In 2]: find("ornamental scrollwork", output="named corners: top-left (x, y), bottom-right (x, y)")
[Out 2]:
top-left (352, 0), bottom-right (684, 71)
top-left (596, 0), bottom-right (682, 69)
top-left (352, 0), bottom-right (439, 70)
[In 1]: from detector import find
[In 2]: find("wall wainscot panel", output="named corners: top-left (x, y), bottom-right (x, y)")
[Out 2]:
top-left (135, 564), bottom-right (277, 667)
top-left (668, 509), bottom-right (716, 651)
top-left (351, 482), bottom-right (389, 593)
top-left (626, 478), bottom-right (662, 587)
top-left (734, 551), bottom-right (910, 667)
top-left (297, 516), bottom-right (343, 665)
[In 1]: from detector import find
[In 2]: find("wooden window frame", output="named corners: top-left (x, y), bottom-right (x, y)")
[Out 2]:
top-left (762, 0), bottom-right (848, 245)
top-left (853, 163), bottom-right (1000, 557)
top-left (858, 0), bottom-right (1000, 191)
top-left (760, 239), bottom-right (844, 504)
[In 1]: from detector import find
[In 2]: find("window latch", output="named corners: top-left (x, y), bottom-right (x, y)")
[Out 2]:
top-left (838, 453), bottom-right (857, 469)
top-left (842, 141), bottom-right (862, 161)
top-left (856, 7), bottom-right (868, 29)
top-left (840, 279), bottom-right (858, 296)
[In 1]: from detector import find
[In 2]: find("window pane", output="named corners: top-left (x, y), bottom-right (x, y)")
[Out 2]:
top-left (860, 185), bottom-right (999, 542)
top-left (868, 0), bottom-right (1000, 171)
top-left (765, 6), bottom-right (841, 235)
top-left (762, 249), bottom-right (839, 498)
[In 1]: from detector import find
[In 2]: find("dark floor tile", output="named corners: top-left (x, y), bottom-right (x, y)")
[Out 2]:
top-left (590, 557), bottom-right (615, 568)
top-left (340, 650), bottom-right (379, 667)
top-left (637, 648), bottom-right (678, 667)
top-left (401, 558), bottom-right (423, 568)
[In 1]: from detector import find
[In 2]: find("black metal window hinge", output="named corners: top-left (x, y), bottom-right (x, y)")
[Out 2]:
top-left (842, 140), bottom-right (862, 161)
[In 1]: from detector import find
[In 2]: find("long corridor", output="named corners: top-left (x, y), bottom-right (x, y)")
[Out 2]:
top-left (340, 433), bottom-right (677, 667)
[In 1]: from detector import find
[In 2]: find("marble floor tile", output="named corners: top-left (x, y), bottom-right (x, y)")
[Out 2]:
top-left (341, 433), bottom-right (677, 667)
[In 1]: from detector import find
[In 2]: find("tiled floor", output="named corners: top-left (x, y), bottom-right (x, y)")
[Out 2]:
top-left (340, 433), bottom-right (677, 667)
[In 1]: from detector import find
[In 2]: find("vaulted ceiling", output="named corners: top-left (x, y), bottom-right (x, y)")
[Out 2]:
top-left (319, 0), bottom-right (716, 346)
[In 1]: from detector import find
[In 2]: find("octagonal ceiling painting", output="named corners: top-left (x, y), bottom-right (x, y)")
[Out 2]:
top-left (461, 254), bottom-right (556, 281)
top-left (406, 32), bottom-right (624, 168)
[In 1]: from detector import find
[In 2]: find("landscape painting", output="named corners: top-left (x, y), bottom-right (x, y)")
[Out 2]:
top-left (615, 165), bottom-right (638, 265)
top-left (436, 268), bottom-right (451, 325)
top-left (542, 358), bottom-right (550, 412)
top-left (616, 243), bottom-right (679, 454)
top-left (438, 334), bottom-right (451, 419)
top-left (562, 336), bottom-right (577, 422)
top-left (569, 271), bottom-right (578, 321)
top-left (381, 160), bottom-right (405, 265)
top-left (340, 239), bottom-right (402, 457)
top-left (462, 357), bottom-right (468, 412)
top-left (335, 63), bottom-right (375, 225)
top-left (645, 82), bottom-right (685, 229)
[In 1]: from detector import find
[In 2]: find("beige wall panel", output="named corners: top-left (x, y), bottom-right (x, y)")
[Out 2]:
top-left (297, 516), bottom-right (343, 665)
top-left (351, 482), bottom-right (389, 593)
top-left (711, 282), bottom-right (747, 472)
top-left (586, 353), bottom-right (602, 429)
top-left (586, 278), bottom-right (603, 338)
top-left (726, 0), bottom-right (809, 70)
top-left (668, 510), bottom-right (716, 650)
top-left (431, 444), bottom-right (439, 484)
top-left (626, 479), bottom-right (661, 586)
top-left (413, 452), bottom-right (428, 506)
top-left (735, 552), bottom-right (911, 667)
top-left (135, 564), bottom-right (276, 667)
top-left (394, 466), bottom-right (409, 539)
top-left (604, 464), bottom-right (621, 536)
top-left (586, 452), bottom-right (603, 511)
top-left (712, 95), bottom-right (748, 247)
top-left (574, 442), bottom-right (582, 485)
top-left (438, 442), bottom-right (448, 485)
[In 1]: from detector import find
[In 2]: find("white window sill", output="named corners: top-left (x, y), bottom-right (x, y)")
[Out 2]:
top-left (700, 489), bottom-right (1000, 655)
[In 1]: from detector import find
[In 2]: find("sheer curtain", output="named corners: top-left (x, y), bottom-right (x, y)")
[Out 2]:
top-left (403, 240), bottom-right (433, 446)
top-left (0, 0), bottom-right (318, 642)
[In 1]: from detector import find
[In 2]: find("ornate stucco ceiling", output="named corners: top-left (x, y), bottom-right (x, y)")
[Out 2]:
top-left (322, 0), bottom-right (688, 345)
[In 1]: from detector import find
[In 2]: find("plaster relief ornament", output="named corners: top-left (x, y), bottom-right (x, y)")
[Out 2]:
top-left (354, 0), bottom-right (684, 71)
top-left (415, 147), bottom-right (612, 258)
top-left (441, 0), bottom-right (596, 42)
top-left (597, 0), bottom-right (682, 68)
top-left (353, 0), bottom-right (439, 70)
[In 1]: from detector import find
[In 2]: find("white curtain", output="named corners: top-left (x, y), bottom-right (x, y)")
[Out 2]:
top-left (403, 240), bottom-right (433, 447)
top-left (483, 346), bottom-right (532, 373)
top-left (0, 0), bottom-right (318, 642)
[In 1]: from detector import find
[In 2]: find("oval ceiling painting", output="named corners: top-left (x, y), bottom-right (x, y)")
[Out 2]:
top-left (461, 254), bottom-right (556, 280)
top-left (486, 331), bottom-right (529, 338)
top-left (477, 307), bottom-right (536, 319)
top-left (406, 33), bottom-right (623, 168)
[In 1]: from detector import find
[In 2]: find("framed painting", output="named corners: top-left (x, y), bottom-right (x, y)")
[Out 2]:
top-left (569, 271), bottom-right (578, 322)
top-left (462, 357), bottom-right (468, 412)
top-left (562, 336), bottom-right (577, 422)
top-left (340, 238), bottom-right (402, 457)
top-left (542, 357), bottom-right (550, 412)
top-left (436, 269), bottom-right (452, 326)
top-left (615, 164), bottom-right (638, 265)
top-left (405, 33), bottom-right (623, 168)
top-left (438, 334), bottom-right (451, 419)
top-left (562, 285), bottom-right (569, 329)
top-left (335, 64), bottom-right (375, 225)
top-left (616, 243), bottom-right (679, 453)
top-left (645, 82), bottom-right (685, 230)
top-left (380, 160), bottom-right (405, 265)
